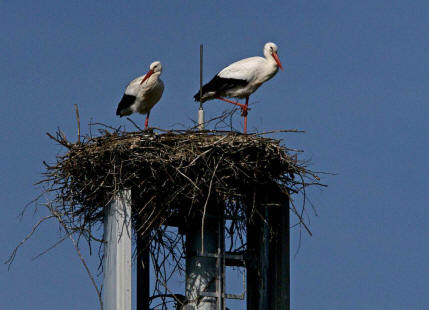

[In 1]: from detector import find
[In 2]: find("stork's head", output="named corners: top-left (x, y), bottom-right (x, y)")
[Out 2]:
top-left (150, 61), bottom-right (162, 73)
top-left (264, 42), bottom-right (283, 71)
top-left (140, 61), bottom-right (162, 84)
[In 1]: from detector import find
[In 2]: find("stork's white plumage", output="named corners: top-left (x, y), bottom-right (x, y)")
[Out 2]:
top-left (194, 42), bottom-right (283, 133)
top-left (116, 61), bottom-right (164, 129)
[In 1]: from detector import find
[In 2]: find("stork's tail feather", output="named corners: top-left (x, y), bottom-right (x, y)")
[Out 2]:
top-left (194, 92), bottom-right (201, 102)
top-left (194, 81), bottom-right (215, 102)
top-left (116, 94), bottom-right (136, 116)
top-left (194, 75), bottom-right (248, 102)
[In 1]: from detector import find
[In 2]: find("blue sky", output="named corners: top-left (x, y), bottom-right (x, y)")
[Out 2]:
top-left (1, 1), bottom-right (429, 309)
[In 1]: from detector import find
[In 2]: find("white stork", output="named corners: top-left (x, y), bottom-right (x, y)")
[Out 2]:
top-left (116, 61), bottom-right (164, 129)
top-left (194, 42), bottom-right (283, 133)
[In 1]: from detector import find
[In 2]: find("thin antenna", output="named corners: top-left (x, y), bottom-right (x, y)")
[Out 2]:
top-left (198, 44), bottom-right (205, 130)
top-left (199, 44), bottom-right (203, 109)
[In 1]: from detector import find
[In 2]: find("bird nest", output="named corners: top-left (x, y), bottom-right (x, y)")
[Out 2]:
top-left (9, 125), bottom-right (324, 309)
top-left (42, 128), bottom-right (319, 235)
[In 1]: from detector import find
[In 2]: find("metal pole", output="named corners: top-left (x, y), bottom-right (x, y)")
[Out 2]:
top-left (198, 108), bottom-right (205, 131)
top-left (198, 44), bottom-right (205, 131)
top-left (136, 213), bottom-right (150, 310)
top-left (217, 212), bottom-right (225, 310)
top-left (268, 193), bottom-right (290, 310)
top-left (104, 190), bottom-right (132, 310)
top-left (186, 208), bottom-right (221, 310)
top-left (246, 196), bottom-right (266, 310)
top-left (259, 206), bottom-right (269, 310)
top-left (247, 186), bottom-right (290, 310)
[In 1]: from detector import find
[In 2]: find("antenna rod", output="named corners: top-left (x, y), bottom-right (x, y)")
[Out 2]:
top-left (199, 44), bottom-right (203, 110)
top-left (198, 44), bottom-right (205, 130)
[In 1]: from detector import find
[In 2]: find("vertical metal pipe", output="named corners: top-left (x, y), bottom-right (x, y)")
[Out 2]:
top-left (198, 108), bottom-right (205, 131)
top-left (104, 190), bottom-right (132, 310)
top-left (217, 212), bottom-right (225, 310)
top-left (273, 196), bottom-right (290, 309)
top-left (199, 44), bottom-right (203, 111)
top-left (198, 44), bottom-right (205, 131)
top-left (247, 186), bottom-right (290, 310)
top-left (186, 210), bottom-right (219, 310)
top-left (136, 214), bottom-right (150, 310)
top-left (246, 202), bottom-right (262, 310)
top-left (259, 206), bottom-right (269, 310)
top-left (263, 191), bottom-right (290, 310)
top-left (267, 190), bottom-right (290, 310)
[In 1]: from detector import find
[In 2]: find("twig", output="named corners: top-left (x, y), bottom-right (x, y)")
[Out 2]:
top-left (126, 117), bottom-right (144, 132)
top-left (5, 215), bottom-right (55, 270)
top-left (74, 104), bottom-right (81, 143)
top-left (253, 129), bottom-right (305, 135)
top-left (31, 234), bottom-right (69, 261)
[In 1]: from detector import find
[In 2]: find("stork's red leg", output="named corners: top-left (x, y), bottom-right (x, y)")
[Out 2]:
top-left (243, 96), bottom-right (249, 134)
top-left (215, 97), bottom-right (248, 114)
top-left (144, 111), bottom-right (150, 130)
top-left (215, 96), bottom-right (249, 134)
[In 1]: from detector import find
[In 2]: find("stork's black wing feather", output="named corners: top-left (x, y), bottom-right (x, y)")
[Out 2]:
top-left (194, 75), bottom-right (248, 101)
top-left (116, 94), bottom-right (136, 116)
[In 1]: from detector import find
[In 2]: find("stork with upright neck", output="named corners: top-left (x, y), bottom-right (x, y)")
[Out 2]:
top-left (116, 61), bottom-right (164, 129)
top-left (194, 42), bottom-right (283, 133)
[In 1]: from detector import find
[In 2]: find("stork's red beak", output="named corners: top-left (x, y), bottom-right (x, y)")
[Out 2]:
top-left (140, 70), bottom-right (154, 84)
top-left (272, 52), bottom-right (284, 71)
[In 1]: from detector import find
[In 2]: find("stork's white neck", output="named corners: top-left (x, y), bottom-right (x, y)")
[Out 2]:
top-left (151, 71), bottom-right (161, 79)
top-left (146, 71), bottom-right (161, 84)
top-left (263, 49), bottom-right (277, 66)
